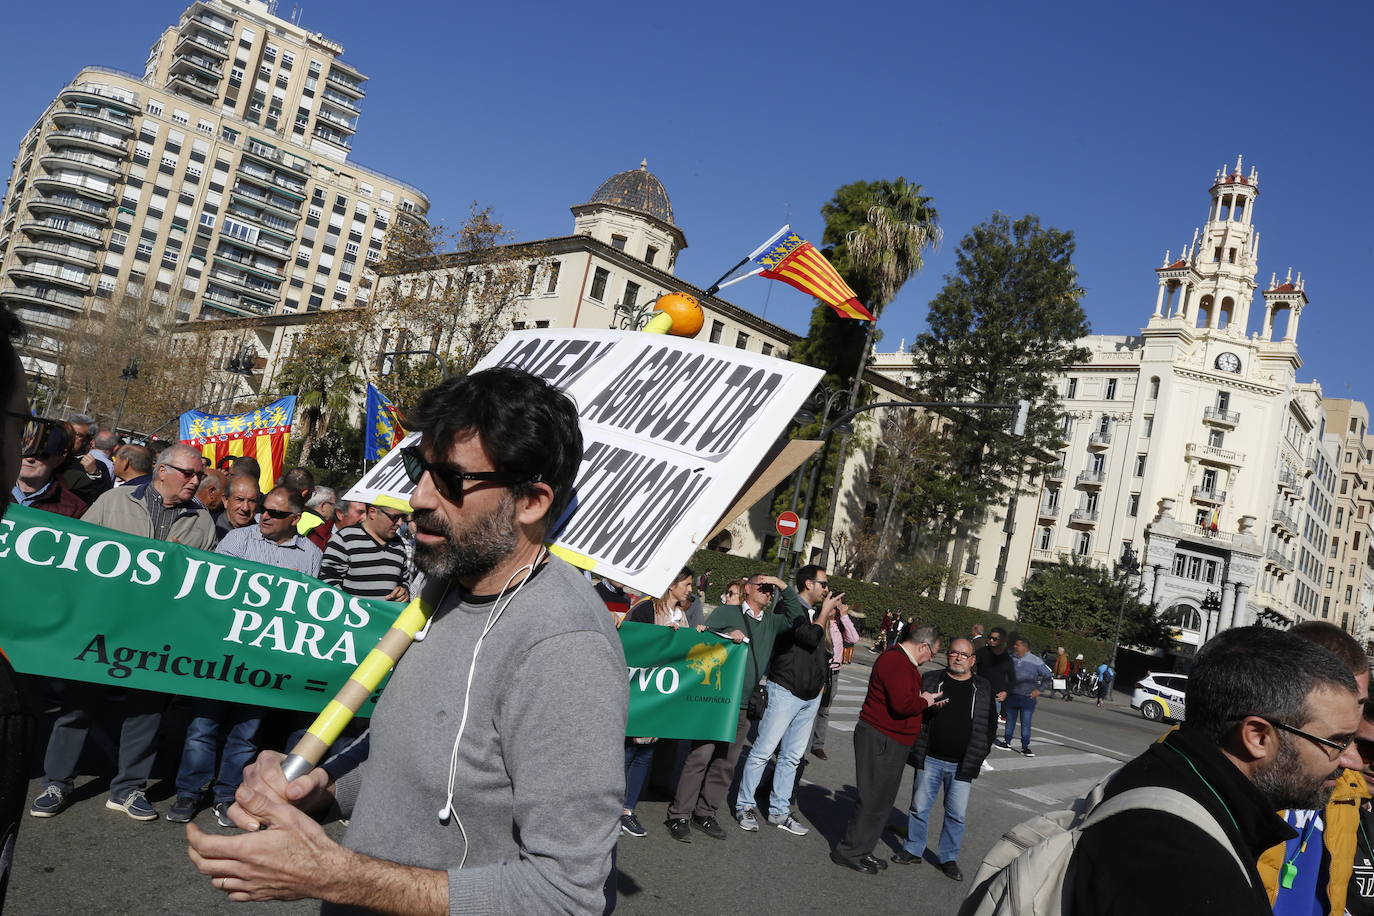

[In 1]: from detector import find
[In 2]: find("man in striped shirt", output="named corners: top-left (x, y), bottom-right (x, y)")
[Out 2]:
top-left (319, 503), bottom-right (412, 601)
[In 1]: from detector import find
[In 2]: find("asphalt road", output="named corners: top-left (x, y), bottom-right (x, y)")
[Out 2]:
top-left (5, 664), bottom-right (1168, 915)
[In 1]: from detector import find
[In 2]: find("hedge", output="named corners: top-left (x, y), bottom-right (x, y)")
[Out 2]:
top-left (688, 549), bottom-right (1112, 664)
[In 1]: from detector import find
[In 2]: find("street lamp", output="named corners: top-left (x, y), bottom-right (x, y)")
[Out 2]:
top-left (610, 295), bottom-right (658, 331)
top-left (113, 359), bottom-right (139, 432)
top-left (1110, 543), bottom-right (1143, 669)
top-left (1200, 590), bottom-right (1221, 640)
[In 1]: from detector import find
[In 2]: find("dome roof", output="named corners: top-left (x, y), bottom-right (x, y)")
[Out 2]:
top-left (586, 160), bottom-right (675, 225)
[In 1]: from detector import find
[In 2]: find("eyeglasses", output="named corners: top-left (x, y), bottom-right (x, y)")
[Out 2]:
top-left (1355, 737), bottom-right (1374, 764)
top-left (948, 650), bottom-right (974, 659)
top-left (262, 507), bottom-right (297, 520)
top-left (1235, 714), bottom-right (1356, 759)
top-left (399, 445), bottom-right (537, 502)
top-left (814, 579), bottom-right (830, 589)
top-left (377, 508), bottom-right (405, 523)
top-left (163, 463), bottom-right (206, 481)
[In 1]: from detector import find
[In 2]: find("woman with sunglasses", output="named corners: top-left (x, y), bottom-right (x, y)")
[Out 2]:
top-left (617, 568), bottom-right (704, 838)
top-left (719, 578), bottom-right (746, 607)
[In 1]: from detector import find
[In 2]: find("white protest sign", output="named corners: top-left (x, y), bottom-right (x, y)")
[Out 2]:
top-left (344, 329), bottom-right (822, 596)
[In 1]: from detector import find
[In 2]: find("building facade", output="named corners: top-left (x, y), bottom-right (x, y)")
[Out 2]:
top-left (0, 0), bottom-right (429, 384)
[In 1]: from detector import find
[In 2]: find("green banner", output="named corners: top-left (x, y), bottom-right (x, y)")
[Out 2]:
top-left (0, 504), bottom-right (399, 715)
top-left (0, 507), bottom-right (748, 741)
top-left (618, 622), bottom-right (745, 742)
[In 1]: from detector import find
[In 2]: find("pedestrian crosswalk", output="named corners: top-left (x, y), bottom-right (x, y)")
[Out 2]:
top-left (822, 663), bottom-right (1126, 813)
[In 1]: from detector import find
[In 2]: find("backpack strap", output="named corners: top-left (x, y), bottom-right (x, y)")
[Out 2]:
top-left (1082, 786), bottom-right (1252, 888)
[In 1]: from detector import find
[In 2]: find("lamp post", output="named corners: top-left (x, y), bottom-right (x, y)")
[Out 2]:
top-left (610, 296), bottom-right (658, 331)
top-left (113, 359), bottom-right (139, 432)
top-left (1200, 589), bottom-right (1222, 640)
top-left (1110, 543), bottom-right (1142, 669)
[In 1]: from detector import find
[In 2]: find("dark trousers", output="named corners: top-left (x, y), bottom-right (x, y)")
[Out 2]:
top-left (0, 655), bottom-right (33, 910)
top-left (42, 679), bottom-right (166, 799)
top-left (669, 708), bottom-right (749, 820)
top-left (836, 720), bottom-right (911, 860)
top-left (810, 668), bottom-right (838, 751)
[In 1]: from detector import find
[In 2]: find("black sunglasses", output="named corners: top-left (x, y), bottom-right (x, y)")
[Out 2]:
top-left (262, 507), bottom-right (297, 520)
top-left (164, 463), bottom-right (206, 481)
top-left (399, 445), bottom-right (538, 502)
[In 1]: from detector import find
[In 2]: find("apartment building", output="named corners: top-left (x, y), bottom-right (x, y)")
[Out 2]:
top-left (0, 0), bottom-right (428, 383)
top-left (1322, 399), bottom-right (1374, 639)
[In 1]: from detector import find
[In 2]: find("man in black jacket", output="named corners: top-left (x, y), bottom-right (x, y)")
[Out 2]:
top-left (973, 626), bottom-right (1013, 723)
top-left (733, 564), bottom-right (840, 837)
top-left (1066, 625), bottom-right (1363, 915)
top-left (892, 637), bottom-right (995, 880)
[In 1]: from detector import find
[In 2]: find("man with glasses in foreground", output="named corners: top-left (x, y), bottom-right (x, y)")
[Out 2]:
top-left (1065, 625), bottom-right (1362, 914)
top-left (188, 367), bottom-right (625, 914)
top-left (892, 636), bottom-right (996, 880)
top-left (30, 444), bottom-right (216, 822)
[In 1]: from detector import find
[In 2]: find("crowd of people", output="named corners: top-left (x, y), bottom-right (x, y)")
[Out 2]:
top-left (3, 328), bottom-right (1374, 915)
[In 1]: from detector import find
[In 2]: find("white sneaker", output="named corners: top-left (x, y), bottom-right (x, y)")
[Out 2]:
top-left (771, 813), bottom-right (809, 836)
top-left (736, 807), bottom-right (759, 831)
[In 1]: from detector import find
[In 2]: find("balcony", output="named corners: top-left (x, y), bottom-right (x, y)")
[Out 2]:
top-left (1031, 548), bottom-right (1059, 564)
top-left (1191, 486), bottom-right (1227, 505)
top-left (235, 162), bottom-right (306, 199)
top-left (320, 89), bottom-right (361, 114)
top-left (225, 203), bottom-right (296, 236)
top-left (39, 150), bottom-right (122, 180)
top-left (1266, 549), bottom-right (1294, 575)
top-left (171, 52), bottom-right (224, 80)
top-left (219, 231), bottom-right (291, 260)
top-left (1277, 468), bottom-right (1299, 492)
top-left (190, 10), bottom-right (236, 37)
top-left (27, 194), bottom-right (110, 222)
top-left (1068, 508), bottom-right (1099, 526)
top-left (1185, 442), bottom-right (1245, 467)
top-left (1204, 406), bottom-right (1240, 427)
top-left (203, 289), bottom-right (274, 317)
top-left (1077, 469), bottom-right (1106, 488)
top-left (52, 106), bottom-right (134, 135)
top-left (1272, 508), bottom-right (1298, 538)
top-left (208, 267), bottom-right (281, 296)
top-left (8, 263), bottom-right (91, 293)
top-left (175, 30), bottom-right (229, 60)
top-left (12, 241), bottom-right (98, 268)
top-left (32, 175), bottom-right (115, 204)
top-left (312, 125), bottom-right (353, 150)
top-left (1089, 429), bottom-right (1112, 448)
top-left (241, 140), bottom-right (309, 175)
top-left (169, 72), bottom-right (221, 102)
top-left (213, 251), bottom-right (285, 282)
top-left (47, 127), bottom-right (127, 155)
top-left (229, 183), bottom-right (301, 219)
top-left (314, 108), bottom-right (357, 134)
top-left (1045, 462), bottom-right (1066, 482)
top-left (324, 69), bottom-right (366, 97)
top-left (59, 84), bottom-right (138, 111)
top-left (1037, 502), bottom-right (1059, 521)
top-left (0, 284), bottom-right (87, 311)
top-left (21, 218), bottom-right (103, 244)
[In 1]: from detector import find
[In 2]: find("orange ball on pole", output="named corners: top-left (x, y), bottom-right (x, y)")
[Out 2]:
top-left (643, 292), bottom-right (705, 337)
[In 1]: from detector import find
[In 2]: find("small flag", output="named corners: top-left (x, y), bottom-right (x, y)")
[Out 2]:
top-left (1208, 508), bottom-right (1220, 532)
top-left (179, 396), bottom-right (295, 493)
top-left (751, 227), bottom-right (873, 321)
top-left (365, 384), bottom-right (405, 462)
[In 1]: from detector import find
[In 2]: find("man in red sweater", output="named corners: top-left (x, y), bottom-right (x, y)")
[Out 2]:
top-left (831, 623), bottom-right (944, 874)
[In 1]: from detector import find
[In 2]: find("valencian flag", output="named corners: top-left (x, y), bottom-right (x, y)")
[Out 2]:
top-left (741, 225), bottom-right (874, 321)
top-left (364, 383), bottom-right (405, 462)
top-left (179, 395), bottom-right (296, 493)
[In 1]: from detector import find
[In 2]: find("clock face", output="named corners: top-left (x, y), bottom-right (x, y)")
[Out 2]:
top-left (1215, 353), bottom-right (1241, 373)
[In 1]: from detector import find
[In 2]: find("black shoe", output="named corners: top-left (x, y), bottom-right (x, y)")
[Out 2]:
top-left (830, 850), bottom-right (878, 875)
top-left (861, 855), bottom-right (888, 871)
top-left (666, 817), bottom-right (692, 843)
top-left (940, 860), bottom-right (963, 881)
top-left (811, 748), bottom-right (829, 760)
top-left (690, 814), bottom-right (726, 840)
top-left (891, 849), bottom-right (924, 865)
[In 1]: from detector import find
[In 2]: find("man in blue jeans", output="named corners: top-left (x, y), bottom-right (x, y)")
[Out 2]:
top-left (893, 637), bottom-right (996, 880)
top-left (993, 635), bottom-right (1052, 757)
top-left (734, 565), bottom-right (840, 837)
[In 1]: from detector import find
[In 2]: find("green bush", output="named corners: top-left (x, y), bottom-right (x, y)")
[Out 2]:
top-left (689, 548), bottom-right (1111, 663)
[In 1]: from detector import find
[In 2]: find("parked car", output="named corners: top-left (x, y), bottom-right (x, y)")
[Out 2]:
top-left (1131, 672), bottom-right (1188, 722)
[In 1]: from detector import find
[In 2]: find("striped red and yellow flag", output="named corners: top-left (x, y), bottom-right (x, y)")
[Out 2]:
top-left (752, 231), bottom-right (873, 321)
top-left (178, 396), bottom-right (297, 493)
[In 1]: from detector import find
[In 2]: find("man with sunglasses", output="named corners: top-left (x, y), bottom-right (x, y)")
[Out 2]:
top-left (10, 423), bottom-right (87, 519)
top-left (168, 486), bottom-right (322, 828)
top-left (319, 501), bottom-right (412, 602)
top-left (892, 637), bottom-right (996, 880)
top-left (973, 626), bottom-right (1013, 724)
top-left (30, 444), bottom-right (216, 823)
top-left (191, 367), bottom-right (625, 916)
top-left (1065, 626), bottom-right (1363, 915)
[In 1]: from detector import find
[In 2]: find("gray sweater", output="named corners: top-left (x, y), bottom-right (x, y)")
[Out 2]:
top-left (325, 557), bottom-right (627, 915)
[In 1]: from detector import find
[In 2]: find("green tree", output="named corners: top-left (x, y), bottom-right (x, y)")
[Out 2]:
top-left (906, 213), bottom-right (1091, 597)
top-left (270, 306), bottom-right (371, 467)
top-left (1015, 555), bottom-right (1169, 650)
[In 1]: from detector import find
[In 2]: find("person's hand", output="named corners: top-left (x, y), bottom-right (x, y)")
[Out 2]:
top-left (727, 629), bottom-right (746, 644)
top-left (695, 624), bottom-right (707, 632)
top-left (231, 750), bottom-right (333, 830)
top-left (820, 591), bottom-right (844, 620)
top-left (996, 691), bottom-right (1007, 702)
top-left (187, 801), bottom-right (347, 902)
top-left (760, 575), bottom-right (788, 590)
top-left (79, 454), bottom-right (99, 473)
top-left (1030, 689), bottom-right (1041, 700)
top-left (921, 690), bottom-right (946, 708)
top-left (384, 585), bottom-right (409, 603)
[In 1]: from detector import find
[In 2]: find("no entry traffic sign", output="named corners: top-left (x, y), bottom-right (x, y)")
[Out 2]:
top-left (776, 511), bottom-right (800, 537)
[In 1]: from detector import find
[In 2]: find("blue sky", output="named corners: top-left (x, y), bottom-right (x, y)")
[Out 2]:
top-left (4, 1), bottom-right (1372, 406)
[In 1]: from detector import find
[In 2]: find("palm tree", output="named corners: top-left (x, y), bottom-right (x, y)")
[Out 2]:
top-left (817, 179), bottom-right (940, 567)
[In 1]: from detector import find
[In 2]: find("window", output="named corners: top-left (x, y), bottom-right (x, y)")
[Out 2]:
top-left (1201, 468), bottom-right (1218, 492)
top-left (761, 343), bottom-right (773, 356)
top-left (1128, 494), bottom-right (1140, 517)
top-left (545, 261), bottom-right (560, 293)
top-left (172, 110), bottom-right (189, 126)
top-left (1216, 390), bottom-right (1230, 411)
top-left (1104, 378), bottom-right (1117, 400)
top-left (709, 320), bottom-right (723, 344)
top-left (1144, 416), bottom-right (1154, 437)
top-left (1038, 526), bottom-right (1053, 550)
top-left (1075, 532), bottom-right (1091, 556)
top-left (645, 245), bottom-right (659, 266)
top-left (1149, 377), bottom-right (1160, 399)
top-left (1134, 454), bottom-right (1146, 476)
top-left (1065, 378), bottom-right (1077, 399)
top-left (146, 100), bottom-right (164, 116)
top-left (1208, 429), bottom-right (1225, 448)
top-left (610, 234), bottom-right (627, 251)
top-left (589, 267), bottom-right (609, 301)
top-left (735, 330), bottom-right (750, 350)
top-left (623, 281), bottom-right (640, 308)
top-left (1195, 509), bottom-right (1209, 527)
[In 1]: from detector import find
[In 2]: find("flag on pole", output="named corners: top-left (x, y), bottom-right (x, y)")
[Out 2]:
top-left (179, 396), bottom-right (296, 493)
top-left (749, 226), bottom-right (873, 321)
top-left (364, 383), bottom-right (405, 462)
